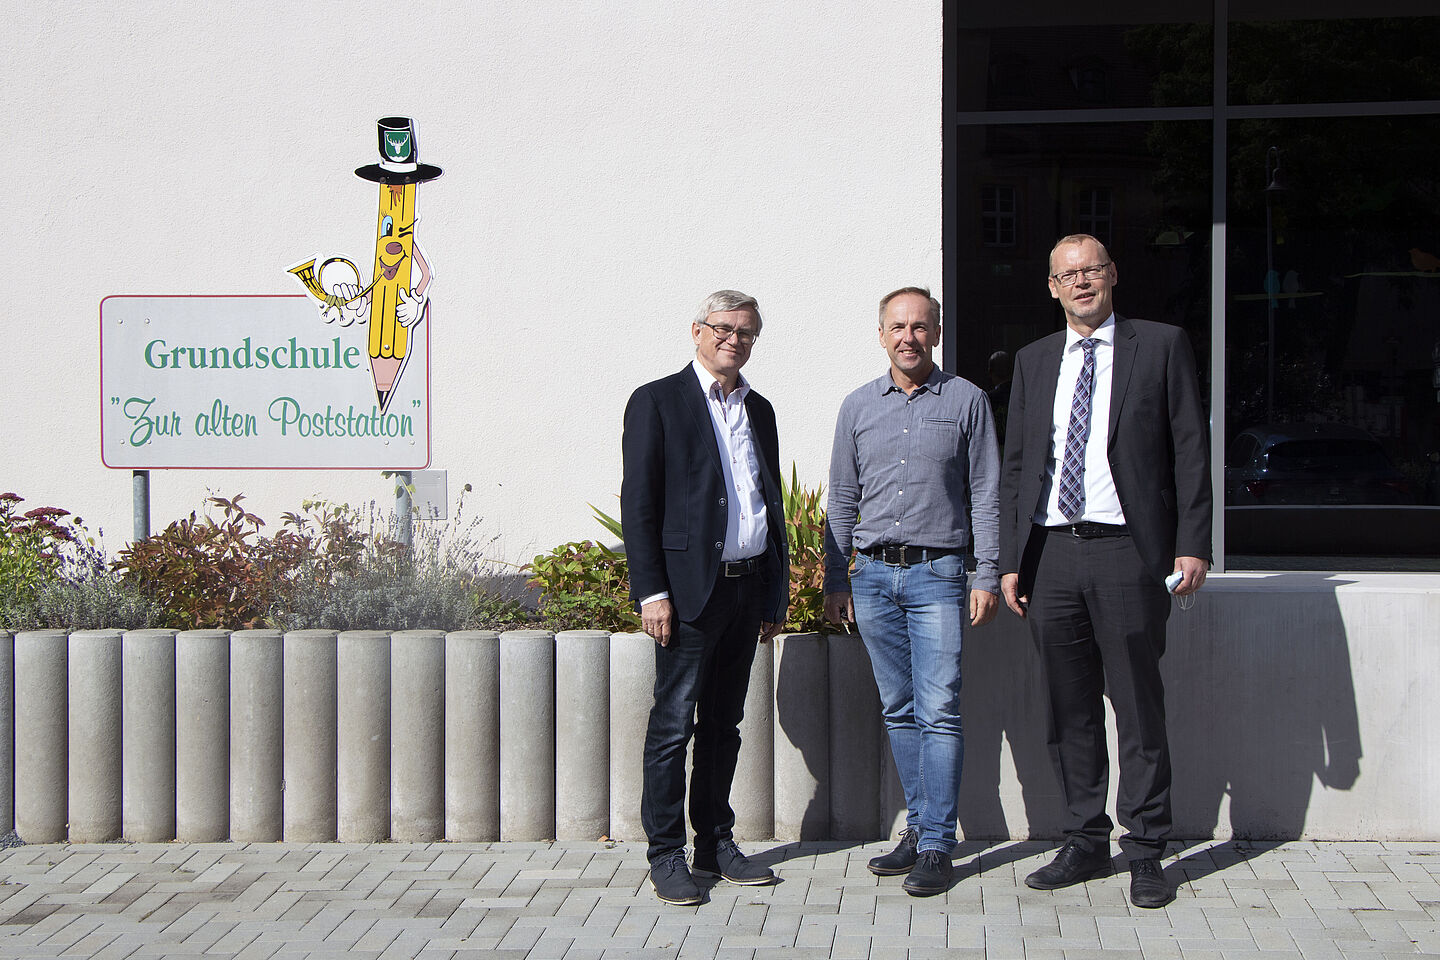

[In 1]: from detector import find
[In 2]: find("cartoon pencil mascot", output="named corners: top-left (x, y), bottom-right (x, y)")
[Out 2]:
top-left (289, 117), bottom-right (442, 413)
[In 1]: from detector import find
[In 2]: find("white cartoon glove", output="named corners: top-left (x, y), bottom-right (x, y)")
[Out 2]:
top-left (319, 283), bottom-right (368, 327)
top-left (396, 286), bottom-right (429, 328)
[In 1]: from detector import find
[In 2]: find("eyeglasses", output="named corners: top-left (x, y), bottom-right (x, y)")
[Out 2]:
top-left (700, 320), bottom-right (759, 345)
top-left (1050, 262), bottom-right (1112, 286)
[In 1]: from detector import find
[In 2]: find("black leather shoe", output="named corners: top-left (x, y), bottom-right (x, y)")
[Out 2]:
top-left (902, 850), bottom-right (953, 896)
top-left (649, 849), bottom-right (702, 905)
top-left (868, 829), bottom-right (920, 876)
top-left (1128, 858), bottom-right (1174, 908)
top-left (1025, 838), bottom-right (1111, 890)
top-left (691, 839), bottom-right (775, 885)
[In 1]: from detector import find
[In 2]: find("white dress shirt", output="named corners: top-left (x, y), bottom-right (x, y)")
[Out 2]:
top-left (1037, 316), bottom-right (1127, 526)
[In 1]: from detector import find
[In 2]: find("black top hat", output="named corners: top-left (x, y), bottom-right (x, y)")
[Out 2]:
top-left (355, 117), bottom-right (443, 184)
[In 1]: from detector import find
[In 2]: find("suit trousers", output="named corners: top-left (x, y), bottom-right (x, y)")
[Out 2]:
top-left (1022, 525), bottom-right (1174, 859)
top-left (641, 572), bottom-right (763, 862)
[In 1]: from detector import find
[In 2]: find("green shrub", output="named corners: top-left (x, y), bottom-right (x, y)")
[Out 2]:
top-left (526, 533), bottom-right (640, 633)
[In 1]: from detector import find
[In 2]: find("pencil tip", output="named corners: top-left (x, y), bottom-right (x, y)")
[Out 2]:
top-left (375, 389), bottom-right (390, 413)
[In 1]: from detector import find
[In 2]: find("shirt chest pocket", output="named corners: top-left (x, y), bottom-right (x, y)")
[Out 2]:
top-left (917, 416), bottom-right (959, 462)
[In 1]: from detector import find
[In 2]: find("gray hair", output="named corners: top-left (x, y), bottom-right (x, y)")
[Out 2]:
top-left (1049, 234), bottom-right (1112, 273)
top-left (878, 286), bottom-right (941, 328)
top-left (694, 290), bottom-right (762, 329)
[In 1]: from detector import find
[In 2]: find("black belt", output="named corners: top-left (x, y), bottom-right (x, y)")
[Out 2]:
top-left (721, 557), bottom-right (761, 577)
top-left (1046, 521), bottom-right (1129, 539)
top-left (860, 545), bottom-right (963, 567)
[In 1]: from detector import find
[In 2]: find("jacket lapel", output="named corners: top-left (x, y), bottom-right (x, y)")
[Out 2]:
top-left (678, 365), bottom-right (724, 478)
top-left (1030, 332), bottom-right (1064, 448)
top-left (1108, 315), bottom-right (1136, 447)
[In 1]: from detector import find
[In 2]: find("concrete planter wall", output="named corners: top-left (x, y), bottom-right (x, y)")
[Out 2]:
top-left (2, 574), bottom-right (1438, 843)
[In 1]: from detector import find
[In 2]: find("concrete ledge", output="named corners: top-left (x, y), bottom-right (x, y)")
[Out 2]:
top-left (2, 573), bottom-right (1435, 842)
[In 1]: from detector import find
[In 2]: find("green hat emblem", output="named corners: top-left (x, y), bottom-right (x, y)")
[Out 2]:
top-left (384, 130), bottom-right (413, 162)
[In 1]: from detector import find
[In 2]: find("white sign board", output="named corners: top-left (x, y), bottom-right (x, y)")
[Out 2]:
top-left (100, 295), bottom-right (430, 469)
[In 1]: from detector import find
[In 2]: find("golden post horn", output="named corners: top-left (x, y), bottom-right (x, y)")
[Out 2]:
top-left (288, 257), bottom-right (374, 309)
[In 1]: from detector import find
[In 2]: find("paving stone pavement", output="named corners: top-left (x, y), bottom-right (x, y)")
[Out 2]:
top-left (0, 839), bottom-right (1437, 959)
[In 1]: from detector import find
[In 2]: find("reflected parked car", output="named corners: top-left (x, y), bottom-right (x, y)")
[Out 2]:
top-left (1226, 422), bottom-right (1414, 505)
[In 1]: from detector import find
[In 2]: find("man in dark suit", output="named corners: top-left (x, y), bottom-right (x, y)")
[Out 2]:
top-left (621, 289), bottom-right (789, 905)
top-left (999, 235), bottom-right (1211, 908)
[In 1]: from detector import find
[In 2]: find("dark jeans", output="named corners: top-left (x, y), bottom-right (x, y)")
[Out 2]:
top-left (1023, 526), bottom-right (1174, 860)
top-left (641, 573), bottom-right (763, 863)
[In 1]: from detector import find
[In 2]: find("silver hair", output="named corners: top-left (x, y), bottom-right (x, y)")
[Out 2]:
top-left (694, 290), bottom-right (762, 329)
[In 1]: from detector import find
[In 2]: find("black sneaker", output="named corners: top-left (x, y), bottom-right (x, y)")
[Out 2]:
top-left (902, 850), bottom-right (953, 896)
top-left (868, 829), bottom-right (920, 876)
top-left (649, 848), bottom-right (702, 905)
top-left (691, 838), bottom-right (776, 885)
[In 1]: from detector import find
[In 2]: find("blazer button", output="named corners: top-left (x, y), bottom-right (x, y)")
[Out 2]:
top-left (719, 497), bottom-right (727, 506)
top-left (714, 541), bottom-right (724, 550)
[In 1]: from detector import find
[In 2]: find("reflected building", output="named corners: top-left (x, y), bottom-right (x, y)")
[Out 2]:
top-left (946, 1), bottom-right (1440, 568)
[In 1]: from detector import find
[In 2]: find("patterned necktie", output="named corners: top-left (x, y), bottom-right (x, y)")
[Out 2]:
top-left (1058, 338), bottom-right (1098, 520)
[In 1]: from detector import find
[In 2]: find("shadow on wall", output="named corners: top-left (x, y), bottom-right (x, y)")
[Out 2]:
top-left (1166, 574), bottom-right (1361, 841)
top-left (955, 573), bottom-right (1362, 843)
top-left (957, 613), bottom-right (1063, 839)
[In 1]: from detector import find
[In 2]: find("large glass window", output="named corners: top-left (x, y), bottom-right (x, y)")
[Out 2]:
top-left (948, 3), bottom-right (1440, 570)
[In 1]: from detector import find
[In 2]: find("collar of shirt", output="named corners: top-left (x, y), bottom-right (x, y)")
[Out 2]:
top-left (1064, 313), bottom-right (1116, 353)
top-left (691, 358), bottom-right (750, 404)
top-left (875, 364), bottom-right (947, 397)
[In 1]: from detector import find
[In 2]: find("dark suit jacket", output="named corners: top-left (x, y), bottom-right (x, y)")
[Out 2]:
top-left (621, 365), bottom-right (789, 624)
top-left (999, 315), bottom-right (1212, 592)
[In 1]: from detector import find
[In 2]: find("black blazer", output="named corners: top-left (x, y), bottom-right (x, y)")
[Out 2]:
top-left (999, 315), bottom-right (1212, 592)
top-left (621, 365), bottom-right (789, 624)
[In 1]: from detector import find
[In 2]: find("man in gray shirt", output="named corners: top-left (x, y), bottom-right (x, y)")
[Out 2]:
top-left (823, 286), bottom-right (1000, 896)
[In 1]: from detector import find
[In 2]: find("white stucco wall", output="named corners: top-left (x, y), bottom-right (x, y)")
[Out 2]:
top-left (6, 1), bottom-right (942, 562)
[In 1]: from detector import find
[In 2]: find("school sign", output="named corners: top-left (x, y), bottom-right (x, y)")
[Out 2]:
top-left (100, 295), bottom-right (430, 469)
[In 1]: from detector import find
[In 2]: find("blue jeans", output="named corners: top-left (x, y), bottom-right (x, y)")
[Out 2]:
top-left (851, 550), bottom-right (967, 853)
top-left (641, 574), bottom-right (763, 862)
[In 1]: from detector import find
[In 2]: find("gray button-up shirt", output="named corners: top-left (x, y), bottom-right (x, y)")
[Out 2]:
top-left (823, 367), bottom-right (1000, 595)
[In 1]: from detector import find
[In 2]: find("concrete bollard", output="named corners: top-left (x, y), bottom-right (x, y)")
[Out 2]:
top-left (392, 630), bottom-right (445, 841)
top-left (69, 630), bottom-right (123, 842)
top-left (500, 630), bottom-right (556, 840)
top-left (828, 634), bottom-right (882, 839)
top-left (123, 629), bottom-right (178, 841)
top-left (733, 638), bottom-right (775, 841)
top-left (608, 631), bottom-right (655, 843)
top-left (445, 631), bottom-right (500, 841)
top-left (231, 630), bottom-right (284, 841)
top-left (555, 630), bottom-right (610, 840)
top-left (773, 632), bottom-right (829, 841)
top-left (337, 631), bottom-right (390, 842)
top-left (15, 630), bottom-right (67, 843)
top-left (284, 630), bottom-right (338, 841)
top-left (176, 630), bottom-right (230, 841)
top-left (0, 632), bottom-right (11, 836)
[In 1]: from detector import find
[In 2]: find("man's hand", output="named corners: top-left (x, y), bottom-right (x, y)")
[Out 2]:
top-left (823, 591), bottom-right (854, 627)
top-left (1001, 573), bottom-right (1028, 618)
top-left (969, 589), bottom-right (999, 627)
top-left (641, 597), bottom-right (674, 647)
top-left (759, 621), bottom-right (782, 643)
top-left (1171, 556), bottom-right (1208, 596)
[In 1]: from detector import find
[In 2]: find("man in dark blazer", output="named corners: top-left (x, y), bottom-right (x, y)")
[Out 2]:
top-left (999, 235), bottom-right (1211, 908)
top-left (621, 289), bottom-right (789, 906)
